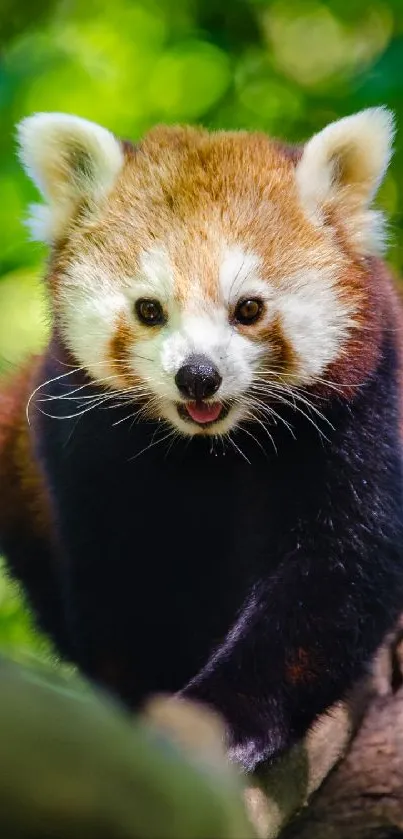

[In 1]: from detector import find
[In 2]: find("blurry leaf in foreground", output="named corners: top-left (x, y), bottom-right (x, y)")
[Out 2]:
top-left (0, 656), bottom-right (253, 838)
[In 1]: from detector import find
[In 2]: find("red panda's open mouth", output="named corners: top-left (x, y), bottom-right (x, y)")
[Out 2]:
top-left (177, 402), bottom-right (230, 426)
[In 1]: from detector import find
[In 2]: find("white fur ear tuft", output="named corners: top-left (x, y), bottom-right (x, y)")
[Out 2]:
top-left (17, 113), bottom-right (125, 243)
top-left (295, 108), bottom-right (395, 254)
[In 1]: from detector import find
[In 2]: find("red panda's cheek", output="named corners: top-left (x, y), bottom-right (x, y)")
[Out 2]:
top-left (108, 313), bottom-right (143, 388)
top-left (238, 315), bottom-right (298, 379)
top-left (107, 315), bottom-right (174, 400)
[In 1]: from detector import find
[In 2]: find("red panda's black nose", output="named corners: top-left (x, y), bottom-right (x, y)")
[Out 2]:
top-left (175, 355), bottom-right (222, 401)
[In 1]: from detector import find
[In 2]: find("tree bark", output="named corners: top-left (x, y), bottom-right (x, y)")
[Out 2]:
top-left (281, 626), bottom-right (403, 838)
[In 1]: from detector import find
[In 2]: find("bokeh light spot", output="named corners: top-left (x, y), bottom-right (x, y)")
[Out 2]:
top-left (0, 268), bottom-right (47, 367)
top-left (148, 41), bottom-right (231, 119)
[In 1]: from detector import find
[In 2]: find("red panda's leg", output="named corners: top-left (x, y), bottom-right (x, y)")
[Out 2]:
top-left (182, 525), bottom-right (403, 771)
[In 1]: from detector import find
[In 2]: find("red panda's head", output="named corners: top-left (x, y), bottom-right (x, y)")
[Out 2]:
top-left (17, 109), bottom-right (393, 436)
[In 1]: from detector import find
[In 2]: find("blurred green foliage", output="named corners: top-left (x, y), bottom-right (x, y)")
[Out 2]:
top-left (0, 656), bottom-right (252, 837)
top-left (1, 0), bottom-right (403, 654)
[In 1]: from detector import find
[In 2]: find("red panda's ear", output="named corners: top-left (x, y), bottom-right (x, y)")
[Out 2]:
top-left (295, 108), bottom-right (394, 255)
top-left (16, 113), bottom-right (125, 244)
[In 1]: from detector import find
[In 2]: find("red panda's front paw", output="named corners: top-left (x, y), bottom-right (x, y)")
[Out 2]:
top-left (226, 732), bottom-right (279, 772)
top-left (224, 712), bottom-right (289, 772)
top-left (181, 684), bottom-right (289, 772)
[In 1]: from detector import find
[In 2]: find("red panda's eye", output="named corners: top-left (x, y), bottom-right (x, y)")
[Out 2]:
top-left (234, 298), bottom-right (263, 325)
top-left (135, 299), bottom-right (166, 326)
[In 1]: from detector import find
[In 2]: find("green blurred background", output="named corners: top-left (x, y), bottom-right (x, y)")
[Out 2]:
top-left (1, 0), bottom-right (403, 661)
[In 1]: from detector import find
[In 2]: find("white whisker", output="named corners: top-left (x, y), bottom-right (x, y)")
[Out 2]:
top-left (128, 428), bottom-right (176, 462)
top-left (238, 422), bottom-right (272, 458)
top-left (227, 433), bottom-right (251, 465)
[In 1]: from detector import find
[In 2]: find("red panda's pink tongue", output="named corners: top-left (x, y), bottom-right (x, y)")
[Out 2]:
top-left (186, 402), bottom-right (222, 424)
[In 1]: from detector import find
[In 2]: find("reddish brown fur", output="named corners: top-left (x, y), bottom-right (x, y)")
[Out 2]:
top-left (56, 127), bottom-right (345, 294)
top-left (108, 312), bottom-right (140, 387)
top-left (285, 647), bottom-right (319, 685)
top-left (244, 313), bottom-right (298, 373)
top-left (0, 363), bottom-right (51, 546)
top-left (48, 125), bottom-right (387, 395)
top-left (2, 123), bottom-right (403, 553)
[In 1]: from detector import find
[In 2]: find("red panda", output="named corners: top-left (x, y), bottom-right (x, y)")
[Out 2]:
top-left (1, 108), bottom-right (403, 770)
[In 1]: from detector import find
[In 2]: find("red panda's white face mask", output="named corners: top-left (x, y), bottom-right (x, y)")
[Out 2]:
top-left (17, 110), bottom-right (393, 435)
